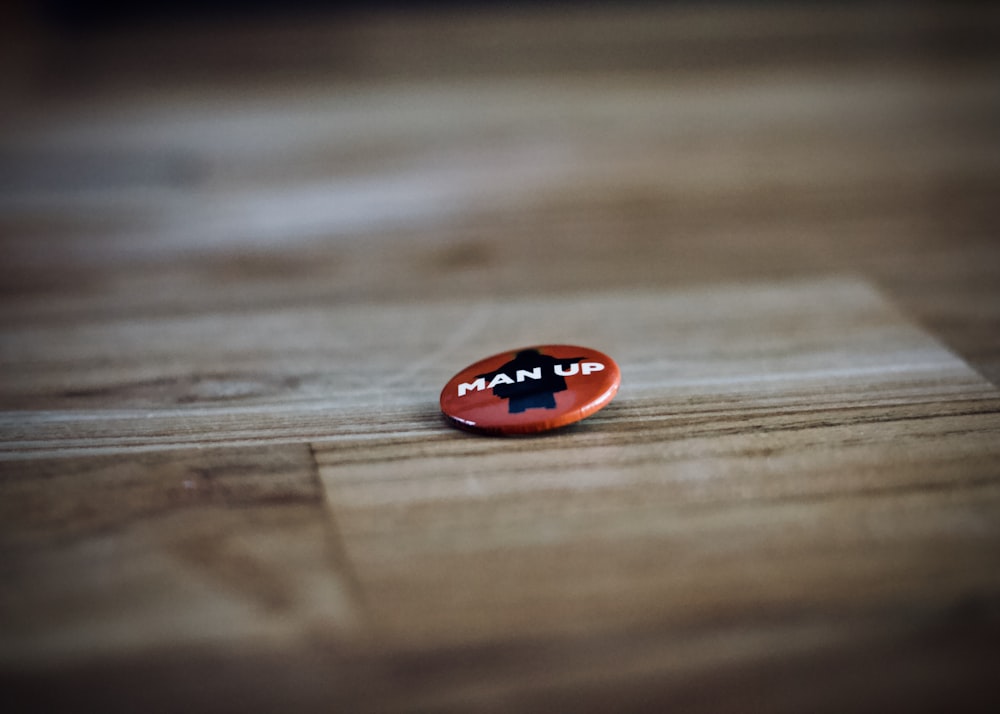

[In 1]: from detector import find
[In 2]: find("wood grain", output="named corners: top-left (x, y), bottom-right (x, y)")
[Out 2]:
top-left (316, 279), bottom-right (1000, 649)
top-left (0, 445), bottom-right (362, 665)
top-left (2, 3), bottom-right (1000, 712)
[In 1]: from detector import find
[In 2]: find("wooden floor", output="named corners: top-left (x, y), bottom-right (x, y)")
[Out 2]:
top-left (2, 4), bottom-right (1000, 712)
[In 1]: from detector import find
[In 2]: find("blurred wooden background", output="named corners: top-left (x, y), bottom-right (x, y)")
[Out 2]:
top-left (2, 3), bottom-right (999, 712)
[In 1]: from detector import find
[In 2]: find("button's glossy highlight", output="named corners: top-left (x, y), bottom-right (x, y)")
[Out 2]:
top-left (440, 345), bottom-right (620, 435)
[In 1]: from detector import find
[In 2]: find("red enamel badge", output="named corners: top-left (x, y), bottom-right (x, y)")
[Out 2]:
top-left (440, 344), bottom-right (621, 435)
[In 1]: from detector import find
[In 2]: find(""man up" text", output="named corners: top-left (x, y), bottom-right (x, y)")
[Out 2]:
top-left (458, 362), bottom-right (605, 397)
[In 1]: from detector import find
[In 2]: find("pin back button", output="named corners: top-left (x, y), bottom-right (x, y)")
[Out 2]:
top-left (439, 344), bottom-right (620, 435)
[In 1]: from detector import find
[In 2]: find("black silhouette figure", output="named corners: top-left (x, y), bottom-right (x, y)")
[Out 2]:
top-left (477, 349), bottom-right (584, 414)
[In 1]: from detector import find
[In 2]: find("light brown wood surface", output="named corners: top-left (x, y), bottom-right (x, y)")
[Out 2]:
top-left (2, 4), bottom-right (1000, 712)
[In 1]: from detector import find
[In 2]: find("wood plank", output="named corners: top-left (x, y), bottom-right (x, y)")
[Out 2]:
top-left (0, 444), bottom-right (363, 664)
top-left (2, 278), bottom-right (993, 456)
top-left (315, 278), bottom-right (1000, 647)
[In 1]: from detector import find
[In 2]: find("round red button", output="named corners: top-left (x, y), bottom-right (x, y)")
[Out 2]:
top-left (440, 344), bottom-right (620, 435)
